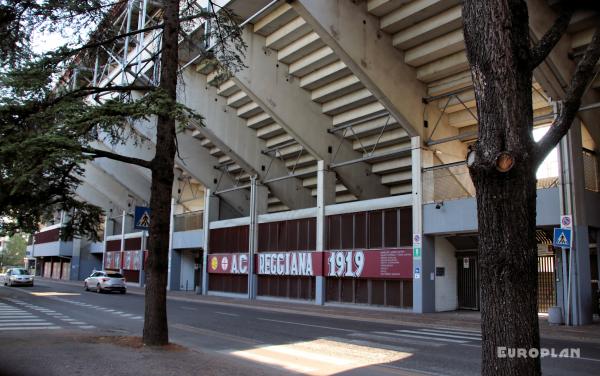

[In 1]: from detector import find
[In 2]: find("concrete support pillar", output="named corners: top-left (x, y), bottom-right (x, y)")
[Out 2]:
top-left (315, 160), bottom-right (336, 305)
top-left (248, 176), bottom-right (268, 299)
top-left (71, 237), bottom-right (81, 281)
top-left (412, 136), bottom-right (435, 313)
top-left (202, 189), bottom-right (220, 295)
top-left (101, 211), bottom-right (109, 271)
top-left (568, 122), bottom-right (592, 325)
top-left (139, 229), bottom-right (147, 288)
top-left (119, 210), bottom-right (126, 275)
top-left (558, 120), bottom-right (592, 325)
top-left (167, 198), bottom-right (176, 291)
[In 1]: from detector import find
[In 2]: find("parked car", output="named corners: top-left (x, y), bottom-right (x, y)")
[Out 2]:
top-left (84, 271), bottom-right (126, 294)
top-left (2, 268), bottom-right (34, 287)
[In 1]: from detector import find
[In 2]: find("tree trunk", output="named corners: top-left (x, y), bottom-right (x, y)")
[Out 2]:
top-left (463, 1), bottom-right (541, 375)
top-left (143, 0), bottom-right (179, 346)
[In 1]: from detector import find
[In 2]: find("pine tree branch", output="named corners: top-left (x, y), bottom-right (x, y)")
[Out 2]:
top-left (71, 23), bottom-right (165, 54)
top-left (46, 84), bottom-right (156, 108)
top-left (83, 147), bottom-right (152, 169)
top-left (529, 8), bottom-right (574, 70)
top-left (534, 27), bottom-right (600, 166)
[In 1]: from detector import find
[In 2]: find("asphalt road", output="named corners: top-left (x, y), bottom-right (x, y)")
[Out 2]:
top-left (1, 279), bottom-right (599, 376)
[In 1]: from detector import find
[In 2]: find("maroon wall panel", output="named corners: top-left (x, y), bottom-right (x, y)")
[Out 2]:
top-left (106, 240), bottom-right (121, 252)
top-left (34, 228), bottom-right (60, 244)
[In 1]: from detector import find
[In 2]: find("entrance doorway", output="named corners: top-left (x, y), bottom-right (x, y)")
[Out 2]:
top-left (457, 254), bottom-right (479, 310)
top-left (538, 255), bottom-right (556, 313)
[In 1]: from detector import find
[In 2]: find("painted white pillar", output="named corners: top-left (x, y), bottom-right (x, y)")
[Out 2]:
top-left (119, 210), bottom-right (126, 274)
top-left (248, 176), bottom-right (268, 299)
top-left (167, 198), bottom-right (176, 291)
top-left (411, 136), bottom-right (435, 313)
top-left (101, 211), bottom-right (109, 271)
top-left (202, 189), bottom-right (222, 294)
top-left (315, 160), bottom-right (336, 305)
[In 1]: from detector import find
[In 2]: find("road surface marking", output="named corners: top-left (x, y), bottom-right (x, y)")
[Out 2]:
top-left (180, 306), bottom-right (198, 311)
top-left (374, 331), bottom-right (467, 343)
top-left (0, 326), bottom-right (61, 331)
top-left (131, 316), bottom-right (143, 320)
top-left (171, 323), bottom-right (262, 346)
top-left (396, 329), bottom-right (481, 341)
top-left (257, 318), bottom-right (353, 332)
top-left (215, 311), bottom-right (239, 317)
top-left (0, 322), bottom-right (56, 327)
top-left (78, 325), bottom-right (96, 329)
top-left (435, 327), bottom-right (480, 334)
top-left (0, 319), bottom-right (46, 323)
top-left (348, 332), bottom-right (444, 347)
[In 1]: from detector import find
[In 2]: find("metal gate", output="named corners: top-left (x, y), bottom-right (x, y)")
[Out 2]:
top-left (457, 254), bottom-right (479, 310)
top-left (537, 255), bottom-right (556, 313)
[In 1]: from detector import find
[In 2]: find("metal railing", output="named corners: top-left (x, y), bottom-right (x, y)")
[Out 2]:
top-left (173, 211), bottom-right (204, 232)
top-left (583, 149), bottom-right (599, 192)
top-left (422, 161), bottom-right (560, 203)
top-left (423, 162), bottom-right (475, 203)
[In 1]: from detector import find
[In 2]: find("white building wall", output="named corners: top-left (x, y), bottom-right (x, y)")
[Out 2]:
top-left (435, 236), bottom-right (458, 312)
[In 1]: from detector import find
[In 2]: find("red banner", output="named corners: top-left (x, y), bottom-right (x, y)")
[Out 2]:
top-left (104, 251), bottom-right (122, 270)
top-left (256, 252), bottom-right (323, 276)
top-left (122, 250), bottom-right (143, 271)
top-left (324, 249), bottom-right (412, 279)
top-left (208, 253), bottom-right (248, 274)
top-left (207, 249), bottom-right (412, 278)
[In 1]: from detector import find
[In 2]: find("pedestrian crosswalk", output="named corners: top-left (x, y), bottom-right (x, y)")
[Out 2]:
top-left (0, 301), bottom-right (60, 331)
top-left (1, 298), bottom-right (97, 331)
top-left (50, 297), bottom-right (144, 321)
top-left (351, 327), bottom-right (482, 347)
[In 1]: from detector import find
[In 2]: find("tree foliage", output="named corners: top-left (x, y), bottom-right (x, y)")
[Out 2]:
top-left (0, 0), bottom-right (243, 239)
top-left (0, 234), bottom-right (27, 267)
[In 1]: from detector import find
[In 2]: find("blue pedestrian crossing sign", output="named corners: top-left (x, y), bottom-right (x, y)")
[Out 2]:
top-left (553, 227), bottom-right (572, 249)
top-left (134, 206), bottom-right (151, 230)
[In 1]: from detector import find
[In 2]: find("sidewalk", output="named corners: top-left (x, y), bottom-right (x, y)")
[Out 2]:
top-left (0, 330), bottom-right (295, 376)
top-left (41, 278), bottom-right (600, 344)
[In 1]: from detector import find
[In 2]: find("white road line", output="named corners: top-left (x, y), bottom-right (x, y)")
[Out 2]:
top-left (120, 314), bottom-right (133, 317)
top-left (215, 311), bottom-right (239, 317)
top-left (0, 322), bottom-right (54, 327)
top-left (131, 316), bottom-right (143, 320)
top-left (397, 329), bottom-right (481, 341)
top-left (0, 316), bottom-right (37, 319)
top-left (433, 327), bottom-right (481, 334)
top-left (578, 357), bottom-right (600, 363)
top-left (70, 321), bottom-right (86, 325)
top-left (257, 318), bottom-right (353, 332)
top-left (348, 332), bottom-right (444, 347)
top-left (0, 319), bottom-right (46, 323)
top-left (0, 326), bottom-right (61, 331)
top-left (373, 331), bottom-right (467, 344)
top-left (79, 325), bottom-right (96, 329)
top-left (60, 318), bottom-right (76, 321)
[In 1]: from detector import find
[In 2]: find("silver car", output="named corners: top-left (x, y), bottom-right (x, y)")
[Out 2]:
top-left (3, 268), bottom-right (34, 287)
top-left (84, 271), bottom-right (126, 294)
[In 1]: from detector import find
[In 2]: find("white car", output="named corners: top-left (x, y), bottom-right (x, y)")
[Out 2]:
top-left (84, 271), bottom-right (126, 294)
top-left (2, 268), bottom-right (34, 287)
